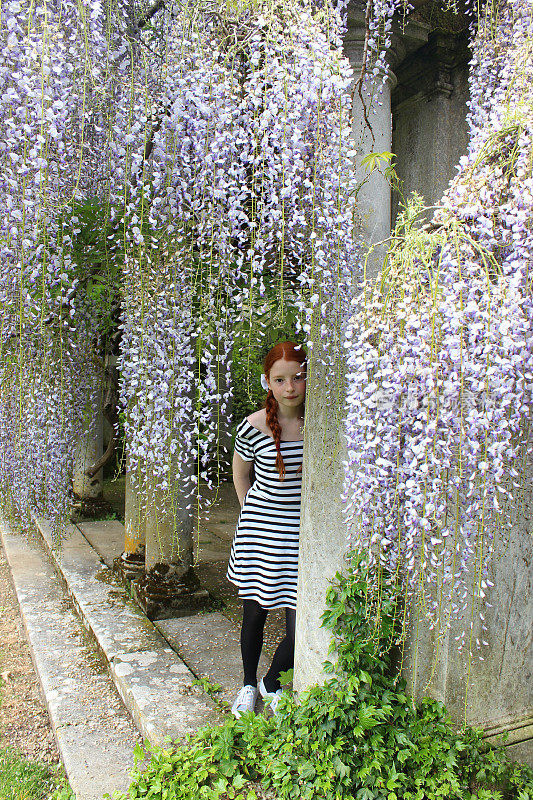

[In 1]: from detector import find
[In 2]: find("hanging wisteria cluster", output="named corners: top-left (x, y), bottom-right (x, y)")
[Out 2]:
top-left (0, 0), bottom-right (118, 534)
top-left (343, 0), bottom-right (533, 651)
top-left (0, 0), bottom-right (360, 551)
top-left (3, 0), bottom-right (530, 668)
top-left (114, 0), bottom-right (359, 545)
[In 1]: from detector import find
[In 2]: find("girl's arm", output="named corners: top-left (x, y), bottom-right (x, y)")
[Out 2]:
top-left (233, 452), bottom-right (253, 507)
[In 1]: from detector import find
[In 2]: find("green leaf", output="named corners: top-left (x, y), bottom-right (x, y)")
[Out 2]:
top-left (360, 151), bottom-right (395, 173)
top-left (299, 762), bottom-right (316, 780)
top-left (333, 757), bottom-right (350, 779)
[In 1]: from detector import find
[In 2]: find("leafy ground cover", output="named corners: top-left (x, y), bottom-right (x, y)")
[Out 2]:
top-left (115, 557), bottom-right (533, 800)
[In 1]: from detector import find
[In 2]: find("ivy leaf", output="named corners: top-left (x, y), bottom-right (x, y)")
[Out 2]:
top-left (333, 757), bottom-right (350, 779)
top-left (358, 706), bottom-right (381, 730)
top-left (298, 761), bottom-right (316, 780)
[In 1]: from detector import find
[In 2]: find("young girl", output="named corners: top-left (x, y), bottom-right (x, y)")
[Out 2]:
top-left (227, 341), bottom-right (306, 718)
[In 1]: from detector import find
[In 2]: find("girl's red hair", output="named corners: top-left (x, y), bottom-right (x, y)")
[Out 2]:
top-left (263, 341), bottom-right (307, 480)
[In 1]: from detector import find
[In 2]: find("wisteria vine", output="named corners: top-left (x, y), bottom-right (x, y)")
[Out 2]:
top-left (0, 0), bottom-right (118, 535)
top-left (0, 0), bottom-right (359, 552)
top-left (114, 0), bottom-right (359, 551)
top-left (343, 0), bottom-right (533, 661)
top-left (0, 0), bottom-right (529, 675)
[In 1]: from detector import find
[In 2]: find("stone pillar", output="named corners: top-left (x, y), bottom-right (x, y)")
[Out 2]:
top-left (350, 64), bottom-right (397, 257)
top-left (403, 480), bottom-right (533, 765)
top-left (72, 388), bottom-right (104, 499)
top-left (124, 453), bottom-right (146, 555)
top-left (144, 455), bottom-right (194, 571)
top-left (145, 485), bottom-right (193, 571)
top-left (391, 31), bottom-right (470, 223)
top-left (294, 9), bottom-right (532, 766)
top-left (294, 356), bottom-right (349, 689)
top-left (294, 9), bottom-right (397, 692)
top-left (133, 455), bottom-right (211, 620)
top-left (294, 6), bottom-right (429, 692)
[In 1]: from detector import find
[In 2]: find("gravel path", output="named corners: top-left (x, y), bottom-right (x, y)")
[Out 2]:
top-left (0, 541), bottom-right (59, 764)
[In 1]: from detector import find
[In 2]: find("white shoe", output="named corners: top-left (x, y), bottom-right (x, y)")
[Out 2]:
top-left (259, 678), bottom-right (283, 716)
top-left (231, 684), bottom-right (259, 718)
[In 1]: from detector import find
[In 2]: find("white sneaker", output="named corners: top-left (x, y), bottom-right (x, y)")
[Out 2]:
top-left (259, 678), bottom-right (283, 716)
top-left (231, 684), bottom-right (259, 718)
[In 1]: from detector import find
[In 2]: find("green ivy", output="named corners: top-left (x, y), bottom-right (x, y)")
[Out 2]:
top-left (110, 556), bottom-right (533, 800)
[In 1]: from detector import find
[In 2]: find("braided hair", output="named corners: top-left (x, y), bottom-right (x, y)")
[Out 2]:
top-left (263, 341), bottom-right (307, 480)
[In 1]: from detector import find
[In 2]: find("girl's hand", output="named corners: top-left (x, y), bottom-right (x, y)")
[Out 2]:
top-left (233, 452), bottom-right (253, 507)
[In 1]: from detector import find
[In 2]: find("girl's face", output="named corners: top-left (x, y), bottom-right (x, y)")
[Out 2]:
top-left (267, 358), bottom-right (306, 412)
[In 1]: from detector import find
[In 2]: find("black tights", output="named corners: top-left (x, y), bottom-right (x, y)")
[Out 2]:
top-left (241, 599), bottom-right (296, 692)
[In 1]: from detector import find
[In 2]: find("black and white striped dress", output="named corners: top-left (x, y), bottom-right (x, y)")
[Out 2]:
top-left (227, 418), bottom-right (303, 609)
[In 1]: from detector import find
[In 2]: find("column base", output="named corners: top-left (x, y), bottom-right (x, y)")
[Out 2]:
top-left (482, 713), bottom-right (533, 767)
top-left (70, 495), bottom-right (112, 521)
top-left (113, 547), bottom-right (146, 582)
top-left (114, 553), bottom-right (212, 620)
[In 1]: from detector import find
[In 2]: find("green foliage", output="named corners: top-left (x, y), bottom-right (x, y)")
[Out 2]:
top-left (231, 271), bottom-right (305, 426)
top-left (192, 677), bottom-right (228, 710)
top-left (70, 198), bottom-right (119, 276)
top-left (360, 151), bottom-right (395, 174)
top-left (359, 151), bottom-right (402, 196)
top-left (50, 781), bottom-right (76, 800)
top-left (115, 557), bottom-right (533, 800)
top-left (68, 197), bottom-right (123, 334)
top-left (0, 747), bottom-right (71, 800)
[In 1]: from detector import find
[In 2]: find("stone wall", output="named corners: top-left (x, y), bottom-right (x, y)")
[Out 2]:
top-left (392, 31), bottom-right (470, 220)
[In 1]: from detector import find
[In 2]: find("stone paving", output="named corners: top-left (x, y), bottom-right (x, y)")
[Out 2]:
top-left (97, 477), bottom-right (287, 648)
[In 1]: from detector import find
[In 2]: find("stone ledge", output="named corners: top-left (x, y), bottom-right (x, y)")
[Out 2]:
top-left (33, 517), bottom-right (221, 745)
top-left (0, 521), bottom-right (140, 800)
top-left (483, 714), bottom-right (533, 751)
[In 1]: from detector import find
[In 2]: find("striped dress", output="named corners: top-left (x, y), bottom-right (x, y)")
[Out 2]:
top-left (227, 418), bottom-right (303, 609)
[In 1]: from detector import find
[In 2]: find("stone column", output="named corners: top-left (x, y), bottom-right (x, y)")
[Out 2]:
top-left (403, 470), bottom-right (533, 765)
top-left (144, 455), bottom-right (194, 571)
top-left (124, 453), bottom-right (146, 555)
top-left (135, 455), bottom-right (211, 620)
top-left (293, 355), bottom-right (349, 689)
top-left (348, 49), bottom-right (397, 258)
top-left (391, 31), bottom-right (470, 223)
top-left (294, 9), bottom-right (397, 692)
top-left (72, 388), bottom-right (104, 499)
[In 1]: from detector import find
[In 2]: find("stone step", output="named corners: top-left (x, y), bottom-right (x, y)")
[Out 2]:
top-left (32, 517), bottom-right (221, 745)
top-left (73, 519), bottom-right (278, 712)
top-left (72, 518), bottom-right (286, 710)
top-left (0, 520), bottom-right (141, 800)
top-left (157, 612), bottom-right (271, 709)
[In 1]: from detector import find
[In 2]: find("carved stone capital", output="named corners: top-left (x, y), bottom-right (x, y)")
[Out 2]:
top-left (392, 30), bottom-right (471, 108)
top-left (343, 4), bottom-right (429, 73)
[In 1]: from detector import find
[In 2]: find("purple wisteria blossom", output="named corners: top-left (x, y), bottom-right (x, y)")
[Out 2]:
top-left (343, 0), bottom-right (533, 652)
top-left (114, 0), bottom-right (359, 532)
top-left (0, 0), bottom-right (119, 537)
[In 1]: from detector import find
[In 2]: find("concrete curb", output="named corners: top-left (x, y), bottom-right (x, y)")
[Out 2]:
top-left (0, 520), bottom-right (141, 800)
top-left (33, 518), bottom-right (221, 746)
